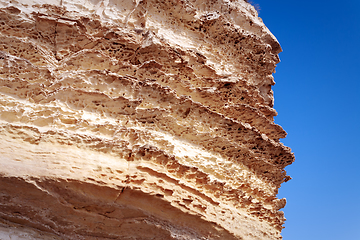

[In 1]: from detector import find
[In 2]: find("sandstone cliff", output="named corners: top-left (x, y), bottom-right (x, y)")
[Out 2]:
top-left (0, 0), bottom-right (294, 239)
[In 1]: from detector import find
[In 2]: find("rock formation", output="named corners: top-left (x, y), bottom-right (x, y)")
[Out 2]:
top-left (0, 0), bottom-right (294, 239)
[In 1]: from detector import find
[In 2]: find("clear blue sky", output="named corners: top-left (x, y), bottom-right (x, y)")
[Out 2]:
top-left (252, 0), bottom-right (360, 239)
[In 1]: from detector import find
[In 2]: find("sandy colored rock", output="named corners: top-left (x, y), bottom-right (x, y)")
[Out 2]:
top-left (0, 0), bottom-right (294, 239)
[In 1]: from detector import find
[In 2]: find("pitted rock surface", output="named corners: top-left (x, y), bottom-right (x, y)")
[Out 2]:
top-left (0, 0), bottom-right (294, 239)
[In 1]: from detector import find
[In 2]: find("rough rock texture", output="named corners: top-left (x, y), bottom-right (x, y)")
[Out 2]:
top-left (0, 0), bottom-right (294, 239)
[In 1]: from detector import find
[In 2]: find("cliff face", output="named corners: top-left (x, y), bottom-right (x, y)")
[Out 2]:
top-left (0, 0), bottom-right (294, 239)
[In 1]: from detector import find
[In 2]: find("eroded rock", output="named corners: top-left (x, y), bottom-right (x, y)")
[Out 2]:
top-left (0, 0), bottom-right (294, 239)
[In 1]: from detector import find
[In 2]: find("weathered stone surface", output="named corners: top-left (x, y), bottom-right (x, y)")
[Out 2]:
top-left (0, 0), bottom-right (294, 239)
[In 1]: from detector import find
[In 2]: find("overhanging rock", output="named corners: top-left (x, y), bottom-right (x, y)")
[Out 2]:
top-left (0, 0), bottom-right (294, 239)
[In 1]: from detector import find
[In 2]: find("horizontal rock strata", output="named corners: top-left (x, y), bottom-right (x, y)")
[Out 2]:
top-left (0, 0), bottom-right (294, 239)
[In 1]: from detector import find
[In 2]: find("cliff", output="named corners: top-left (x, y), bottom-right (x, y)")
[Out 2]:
top-left (0, 0), bottom-right (294, 239)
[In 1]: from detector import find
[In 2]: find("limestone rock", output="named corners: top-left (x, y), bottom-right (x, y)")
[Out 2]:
top-left (0, 0), bottom-right (294, 239)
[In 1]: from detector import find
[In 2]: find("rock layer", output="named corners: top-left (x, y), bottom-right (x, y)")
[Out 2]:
top-left (0, 0), bottom-right (294, 239)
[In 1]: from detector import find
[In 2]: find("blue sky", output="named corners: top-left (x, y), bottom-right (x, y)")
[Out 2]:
top-left (252, 0), bottom-right (360, 239)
